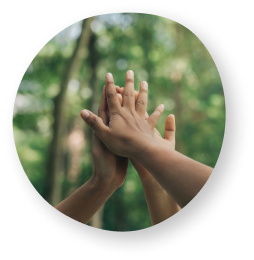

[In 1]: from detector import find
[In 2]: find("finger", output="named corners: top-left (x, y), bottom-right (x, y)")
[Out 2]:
top-left (164, 114), bottom-right (176, 147)
top-left (123, 70), bottom-right (135, 110)
top-left (147, 104), bottom-right (164, 129)
top-left (117, 88), bottom-right (137, 103)
top-left (118, 87), bottom-right (124, 95)
top-left (115, 85), bottom-right (121, 93)
top-left (145, 111), bottom-right (149, 120)
top-left (80, 109), bottom-right (109, 138)
top-left (117, 93), bottom-right (123, 106)
top-left (136, 81), bottom-right (148, 118)
top-left (93, 132), bottom-right (101, 148)
top-left (105, 73), bottom-right (121, 115)
top-left (98, 86), bottom-right (108, 124)
top-left (135, 91), bottom-right (139, 102)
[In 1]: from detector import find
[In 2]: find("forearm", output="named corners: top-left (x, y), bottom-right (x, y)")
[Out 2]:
top-left (141, 177), bottom-right (180, 225)
top-left (132, 140), bottom-right (213, 208)
top-left (131, 159), bottom-right (180, 225)
top-left (54, 174), bottom-right (115, 224)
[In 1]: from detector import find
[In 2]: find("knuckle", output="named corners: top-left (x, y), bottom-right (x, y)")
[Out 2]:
top-left (137, 100), bottom-right (146, 106)
top-left (111, 110), bottom-right (121, 116)
top-left (107, 91), bottom-right (116, 99)
top-left (156, 110), bottom-right (162, 116)
top-left (126, 78), bottom-right (134, 83)
top-left (152, 111), bottom-right (160, 120)
top-left (141, 88), bottom-right (148, 93)
top-left (98, 108), bottom-right (105, 115)
top-left (124, 90), bottom-right (134, 98)
top-left (90, 117), bottom-right (99, 127)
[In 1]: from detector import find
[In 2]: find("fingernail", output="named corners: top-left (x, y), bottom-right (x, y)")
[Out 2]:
top-left (159, 104), bottom-right (164, 110)
top-left (127, 70), bottom-right (134, 77)
top-left (107, 72), bottom-right (113, 79)
top-left (81, 110), bottom-right (90, 119)
top-left (141, 81), bottom-right (148, 90)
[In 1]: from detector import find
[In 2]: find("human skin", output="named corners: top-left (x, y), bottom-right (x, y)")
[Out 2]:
top-left (132, 115), bottom-right (181, 225)
top-left (116, 87), bottom-right (180, 225)
top-left (80, 70), bottom-right (213, 208)
top-left (55, 86), bottom-right (128, 224)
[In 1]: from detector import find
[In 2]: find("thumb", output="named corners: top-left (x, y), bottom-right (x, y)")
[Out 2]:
top-left (80, 109), bottom-right (109, 137)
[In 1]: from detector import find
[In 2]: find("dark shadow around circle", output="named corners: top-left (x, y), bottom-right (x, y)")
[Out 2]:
top-left (4, 4), bottom-right (251, 256)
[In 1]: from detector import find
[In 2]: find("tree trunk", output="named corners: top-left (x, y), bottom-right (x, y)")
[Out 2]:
top-left (86, 33), bottom-right (105, 229)
top-left (90, 204), bottom-right (105, 229)
top-left (66, 117), bottom-right (86, 196)
top-left (44, 17), bottom-right (94, 205)
top-left (172, 23), bottom-right (185, 154)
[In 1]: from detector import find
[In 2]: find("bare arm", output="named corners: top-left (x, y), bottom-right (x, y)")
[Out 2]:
top-left (134, 142), bottom-right (212, 208)
top-left (131, 114), bottom-right (181, 225)
top-left (55, 86), bottom-right (128, 224)
top-left (55, 175), bottom-right (116, 224)
top-left (80, 70), bottom-right (213, 209)
top-left (132, 159), bottom-right (180, 225)
top-left (115, 87), bottom-right (180, 224)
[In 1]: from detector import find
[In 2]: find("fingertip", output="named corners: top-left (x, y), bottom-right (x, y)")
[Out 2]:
top-left (167, 114), bottom-right (175, 122)
top-left (165, 114), bottom-right (176, 131)
top-left (105, 72), bottom-right (114, 83)
top-left (127, 70), bottom-right (134, 77)
top-left (140, 81), bottom-right (148, 90)
top-left (106, 72), bottom-right (113, 79)
top-left (125, 70), bottom-right (134, 83)
top-left (158, 104), bottom-right (164, 112)
top-left (166, 114), bottom-right (174, 121)
top-left (80, 109), bottom-right (90, 120)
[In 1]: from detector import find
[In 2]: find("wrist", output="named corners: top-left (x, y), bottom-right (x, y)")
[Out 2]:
top-left (130, 135), bottom-right (159, 160)
top-left (128, 134), bottom-right (156, 159)
top-left (88, 173), bottom-right (117, 195)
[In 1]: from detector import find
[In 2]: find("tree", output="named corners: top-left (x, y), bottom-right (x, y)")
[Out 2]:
top-left (45, 17), bottom-right (94, 205)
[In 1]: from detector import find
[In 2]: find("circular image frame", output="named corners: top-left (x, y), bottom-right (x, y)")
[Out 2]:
top-left (3, 4), bottom-right (251, 256)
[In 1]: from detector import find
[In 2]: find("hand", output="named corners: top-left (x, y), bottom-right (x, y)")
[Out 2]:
top-left (80, 70), bottom-right (164, 158)
top-left (91, 86), bottom-right (129, 190)
top-left (132, 114), bottom-right (175, 180)
top-left (115, 86), bottom-right (175, 179)
top-left (116, 86), bottom-right (180, 224)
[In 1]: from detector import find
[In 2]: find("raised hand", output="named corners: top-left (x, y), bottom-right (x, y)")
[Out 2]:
top-left (92, 86), bottom-right (128, 189)
top-left (54, 85), bottom-right (128, 224)
top-left (132, 114), bottom-right (176, 180)
top-left (116, 85), bottom-right (180, 224)
top-left (81, 70), bottom-right (213, 208)
top-left (80, 70), bottom-right (164, 158)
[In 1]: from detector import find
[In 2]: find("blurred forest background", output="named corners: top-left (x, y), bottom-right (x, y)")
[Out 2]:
top-left (13, 13), bottom-right (225, 231)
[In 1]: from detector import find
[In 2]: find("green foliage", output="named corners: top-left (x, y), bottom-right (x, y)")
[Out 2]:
top-left (13, 13), bottom-right (225, 231)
